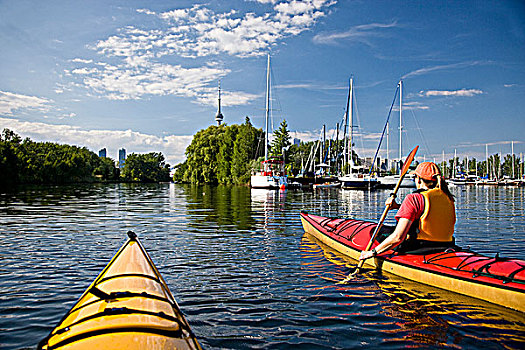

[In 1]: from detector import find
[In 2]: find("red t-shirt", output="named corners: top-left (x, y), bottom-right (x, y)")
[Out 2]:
top-left (395, 192), bottom-right (425, 222)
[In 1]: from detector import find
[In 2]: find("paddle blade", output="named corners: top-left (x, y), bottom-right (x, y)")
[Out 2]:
top-left (338, 266), bottom-right (375, 283)
top-left (400, 145), bottom-right (419, 177)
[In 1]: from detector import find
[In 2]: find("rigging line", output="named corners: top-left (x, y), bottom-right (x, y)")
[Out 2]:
top-left (353, 87), bottom-right (366, 160)
top-left (269, 60), bottom-right (284, 133)
top-left (409, 107), bottom-right (432, 159)
top-left (369, 84), bottom-right (400, 175)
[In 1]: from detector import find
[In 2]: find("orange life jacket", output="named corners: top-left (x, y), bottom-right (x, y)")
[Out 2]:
top-left (417, 188), bottom-right (456, 242)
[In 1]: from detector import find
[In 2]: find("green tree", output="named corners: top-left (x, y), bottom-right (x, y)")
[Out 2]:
top-left (121, 152), bottom-right (170, 182)
top-left (0, 129), bottom-right (22, 186)
top-left (217, 124), bottom-right (238, 184)
top-left (94, 157), bottom-right (120, 180)
top-left (502, 154), bottom-right (521, 178)
top-left (174, 120), bottom-right (263, 184)
top-left (270, 119), bottom-right (291, 157)
top-left (286, 141), bottom-right (314, 175)
top-left (232, 117), bottom-right (263, 184)
top-left (182, 126), bottom-right (224, 184)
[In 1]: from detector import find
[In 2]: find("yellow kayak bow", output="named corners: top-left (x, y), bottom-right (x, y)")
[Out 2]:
top-left (38, 231), bottom-right (201, 350)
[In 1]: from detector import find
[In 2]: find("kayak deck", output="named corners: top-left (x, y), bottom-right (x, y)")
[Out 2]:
top-left (301, 211), bottom-right (525, 313)
top-left (38, 231), bottom-right (201, 350)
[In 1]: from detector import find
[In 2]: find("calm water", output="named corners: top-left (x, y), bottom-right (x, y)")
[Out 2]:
top-left (0, 183), bottom-right (524, 349)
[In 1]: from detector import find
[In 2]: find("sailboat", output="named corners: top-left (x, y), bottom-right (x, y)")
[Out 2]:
top-left (376, 80), bottom-right (416, 189)
top-left (250, 54), bottom-right (288, 189)
top-left (338, 77), bottom-right (379, 190)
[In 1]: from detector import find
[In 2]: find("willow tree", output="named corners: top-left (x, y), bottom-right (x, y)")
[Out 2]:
top-left (175, 120), bottom-right (263, 184)
top-left (182, 126), bottom-right (224, 184)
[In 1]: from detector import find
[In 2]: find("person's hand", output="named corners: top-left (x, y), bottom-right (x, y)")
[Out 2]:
top-left (385, 197), bottom-right (399, 209)
top-left (359, 250), bottom-right (374, 261)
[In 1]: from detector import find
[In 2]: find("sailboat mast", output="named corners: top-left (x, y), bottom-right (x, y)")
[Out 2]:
top-left (343, 79), bottom-right (351, 169)
top-left (321, 125), bottom-right (325, 164)
top-left (264, 54), bottom-right (270, 161)
top-left (349, 76), bottom-right (354, 168)
top-left (322, 124), bottom-right (326, 163)
top-left (486, 144), bottom-right (489, 179)
top-left (386, 121), bottom-right (389, 171)
top-left (442, 150), bottom-right (445, 176)
top-left (454, 148), bottom-right (457, 178)
top-left (512, 140), bottom-right (515, 178)
top-left (398, 80), bottom-right (403, 163)
top-left (335, 122), bottom-right (339, 174)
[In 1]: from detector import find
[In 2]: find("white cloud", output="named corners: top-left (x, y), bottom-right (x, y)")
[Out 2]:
top-left (0, 117), bottom-right (192, 165)
top-left (253, 0), bottom-right (279, 4)
top-left (137, 8), bottom-right (157, 16)
top-left (420, 89), bottom-right (483, 97)
top-left (67, 2), bottom-right (335, 105)
top-left (57, 112), bottom-right (77, 120)
top-left (71, 58), bottom-right (93, 64)
top-left (133, 2), bottom-right (334, 58)
top-left (195, 88), bottom-right (261, 107)
top-left (289, 129), bottom-right (319, 142)
top-left (275, 82), bottom-right (346, 90)
top-left (73, 59), bottom-right (233, 103)
top-left (313, 21), bottom-right (398, 45)
top-left (392, 101), bottom-right (429, 110)
top-left (402, 61), bottom-right (484, 80)
top-left (0, 91), bottom-right (52, 115)
top-left (71, 67), bottom-right (98, 75)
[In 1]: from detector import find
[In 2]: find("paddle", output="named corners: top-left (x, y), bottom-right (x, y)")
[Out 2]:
top-left (343, 145), bottom-right (419, 280)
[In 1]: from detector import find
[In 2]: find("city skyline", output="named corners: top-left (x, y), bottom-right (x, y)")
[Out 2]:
top-left (1, 0), bottom-right (524, 165)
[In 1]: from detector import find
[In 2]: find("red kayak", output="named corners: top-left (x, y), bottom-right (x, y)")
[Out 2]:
top-left (300, 211), bottom-right (525, 313)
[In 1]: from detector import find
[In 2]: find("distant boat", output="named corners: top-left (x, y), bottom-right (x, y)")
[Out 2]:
top-left (250, 54), bottom-right (288, 189)
top-left (337, 77), bottom-right (378, 190)
top-left (339, 174), bottom-right (379, 189)
top-left (449, 178), bottom-right (468, 186)
top-left (475, 178), bottom-right (499, 186)
top-left (313, 182), bottom-right (340, 190)
top-left (251, 158), bottom-right (288, 189)
top-left (377, 174), bottom-right (416, 189)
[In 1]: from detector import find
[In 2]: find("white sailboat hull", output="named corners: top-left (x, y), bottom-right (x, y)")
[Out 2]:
top-left (338, 175), bottom-right (378, 189)
top-left (377, 175), bottom-right (416, 188)
top-left (251, 174), bottom-right (288, 189)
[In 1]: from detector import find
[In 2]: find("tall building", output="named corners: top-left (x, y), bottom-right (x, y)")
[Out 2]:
top-left (215, 80), bottom-right (224, 126)
top-left (98, 148), bottom-right (106, 158)
top-left (119, 148), bottom-right (126, 169)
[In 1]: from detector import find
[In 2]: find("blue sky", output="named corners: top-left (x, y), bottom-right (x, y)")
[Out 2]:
top-left (1, 0), bottom-right (524, 165)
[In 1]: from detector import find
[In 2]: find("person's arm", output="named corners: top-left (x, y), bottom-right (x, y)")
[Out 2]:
top-left (359, 218), bottom-right (412, 260)
top-left (385, 196), bottom-right (401, 210)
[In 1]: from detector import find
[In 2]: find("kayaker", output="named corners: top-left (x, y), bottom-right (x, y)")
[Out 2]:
top-left (359, 161), bottom-right (456, 260)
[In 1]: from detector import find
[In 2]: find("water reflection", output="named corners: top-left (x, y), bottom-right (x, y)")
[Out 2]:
top-left (300, 232), bottom-right (525, 349)
top-left (0, 184), bottom-right (523, 349)
top-left (177, 184), bottom-right (256, 230)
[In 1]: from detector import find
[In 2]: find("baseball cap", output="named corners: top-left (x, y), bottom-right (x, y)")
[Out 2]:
top-left (410, 162), bottom-right (441, 181)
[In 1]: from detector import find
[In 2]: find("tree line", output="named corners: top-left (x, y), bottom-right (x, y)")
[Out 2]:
top-left (0, 129), bottom-right (171, 186)
top-left (174, 118), bottom-right (298, 184)
top-left (174, 118), bottom-right (364, 184)
top-left (441, 154), bottom-right (524, 179)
